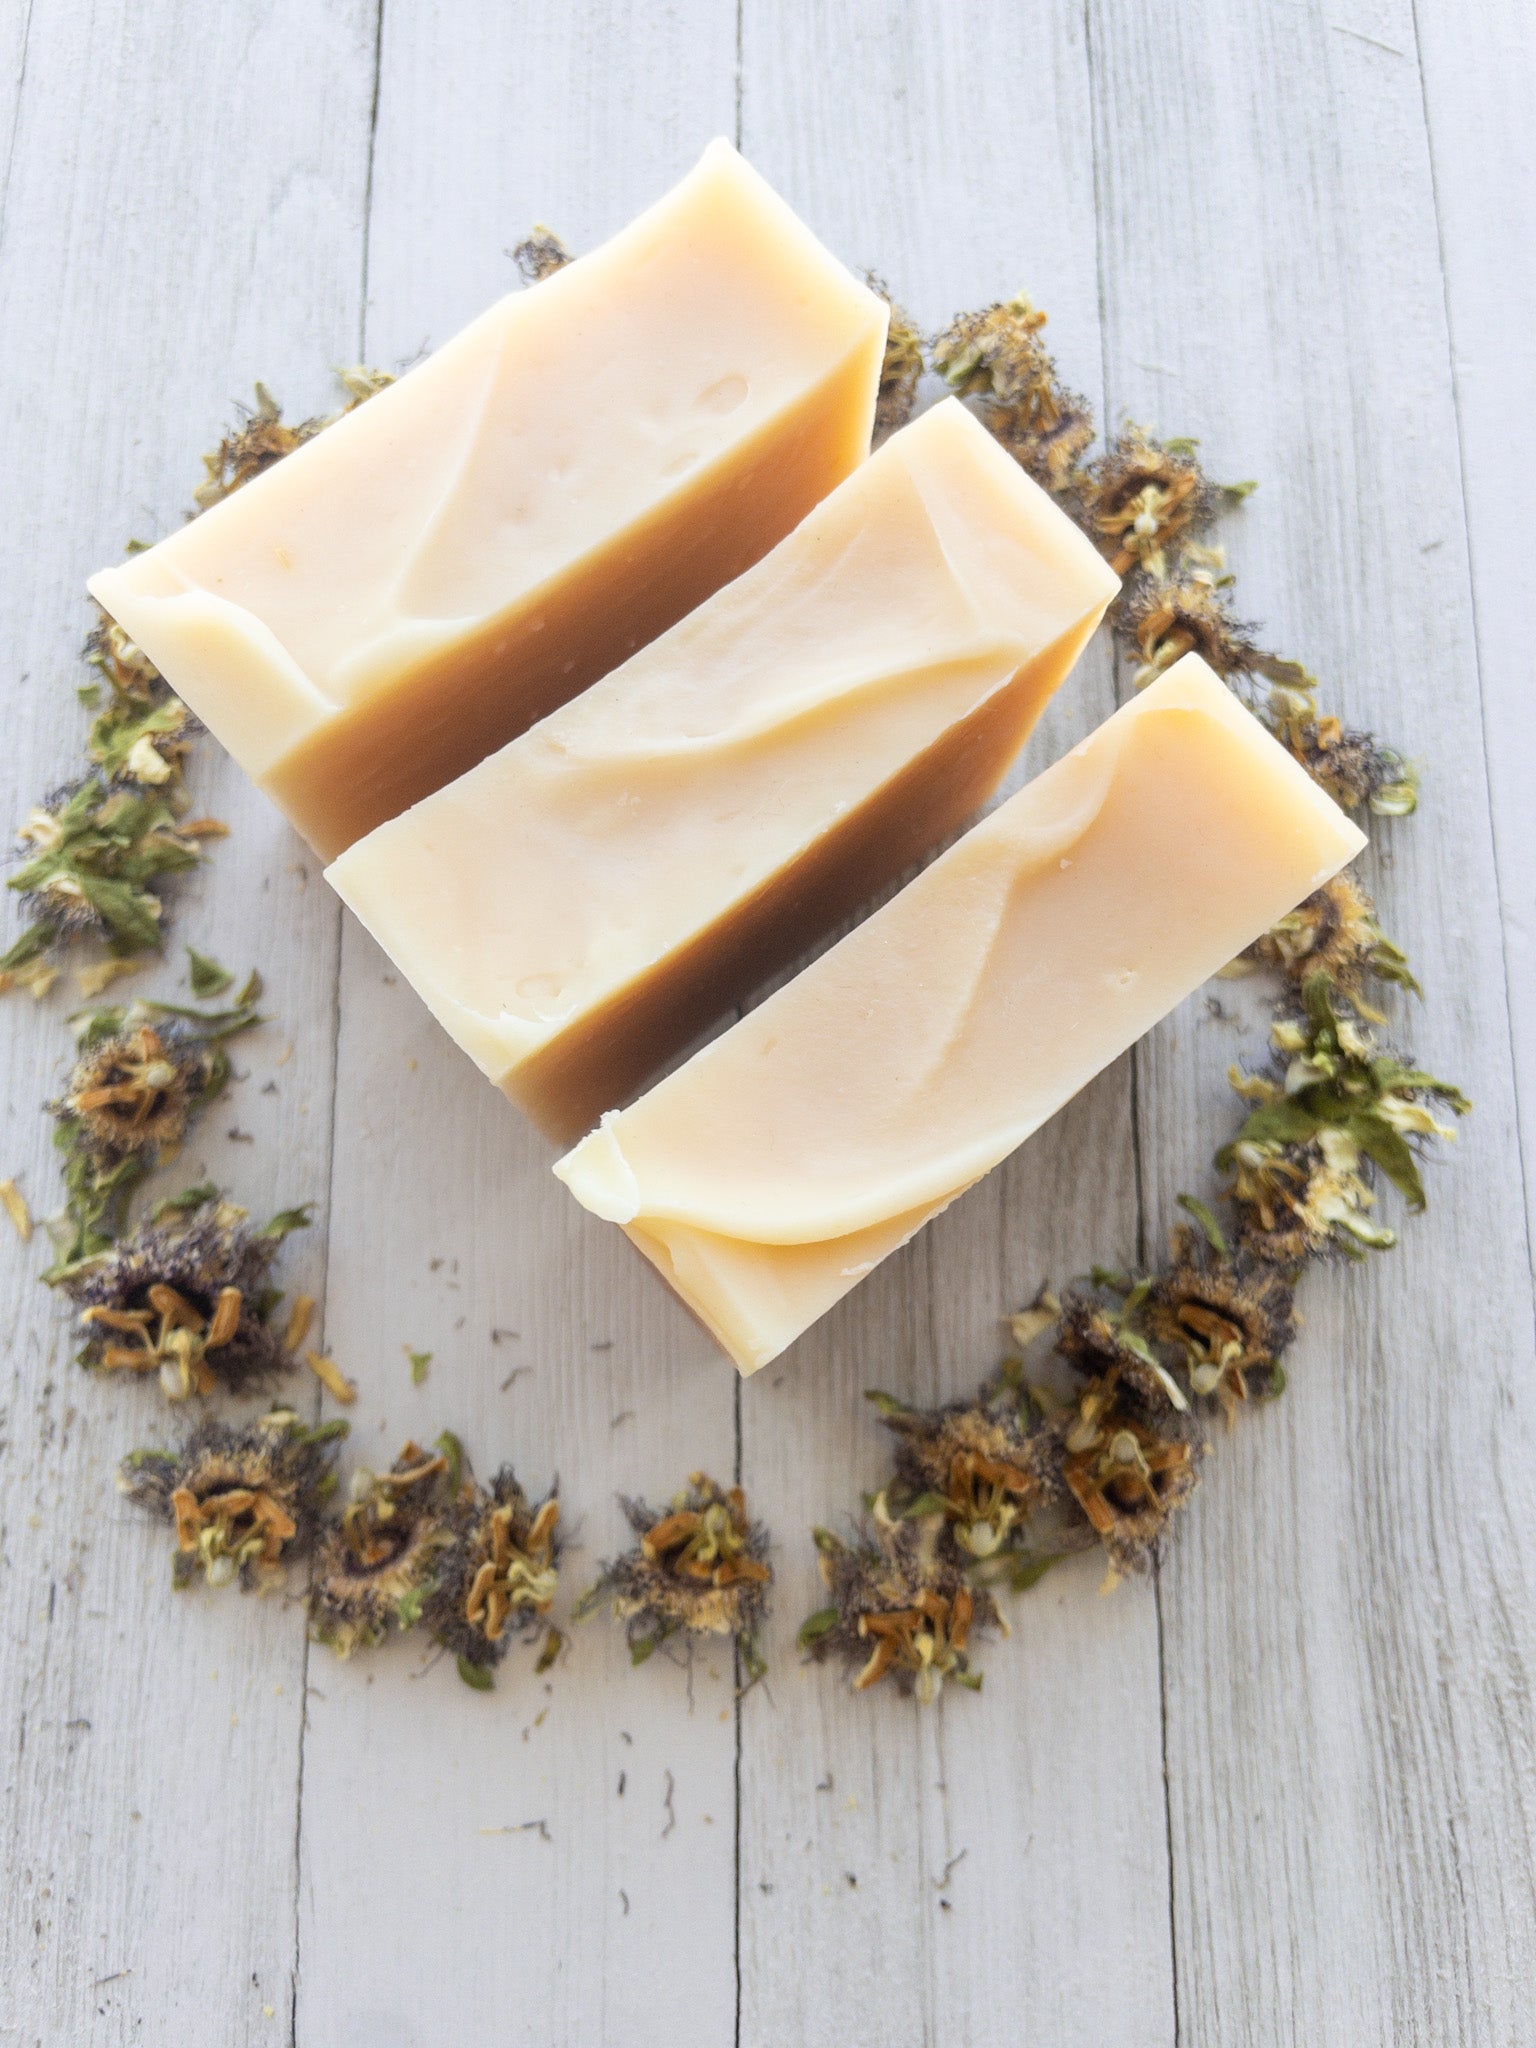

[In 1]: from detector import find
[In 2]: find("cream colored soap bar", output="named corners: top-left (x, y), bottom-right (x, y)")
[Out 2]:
top-left (88, 141), bottom-right (888, 858)
top-left (326, 399), bottom-right (1118, 1143)
top-left (555, 656), bottom-right (1367, 1374)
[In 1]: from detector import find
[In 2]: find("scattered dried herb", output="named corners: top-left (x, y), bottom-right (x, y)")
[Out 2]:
top-left (192, 370), bottom-right (394, 512)
top-left (62, 1188), bottom-right (309, 1398)
top-left (119, 1407), bottom-right (345, 1591)
top-left (577, 1473), bottom-right (771, 1683)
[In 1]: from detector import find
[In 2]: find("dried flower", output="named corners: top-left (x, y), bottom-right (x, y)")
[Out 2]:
top-left (1079, 424), bottom-right (1247, 581)
top-left (865, 1380), bottom-right (1050, 1561)
top-left (1053, 1369), bottom-right (1200, 1587)
top-left (426, 1449), bottom-right (561, 1688)
top-left (866, 276), bottom-right (925, 440)
top-left (512, 226), bottom-right (573, 285)
top-left (119, 1406), bottom-right (345, 1591)
top-left (800, 1498), bottom-right (1000, 1699)
top-left (192, 369), bottom-right (393, 512)
top-left (578, 1473), bottom-right (770, 1681)
top-left (1056, 1277), bottom-right (1192, 1415)
top-left (4, 776), bottom-right (208, 971)
top-left (62, 1188), bottom-right (309, 1398)
top-left (931, 294), bottom-right (1094, 492)
top-left (1147, 1222), bottom-right (1295, 1419)
top-left (1247, 873), bottom-right (1418, 1019)
top-left (45, 988), bottom-right (261, 1274)
top-left (1121, 546), bottom-right (1265, 687)
top-left (1219, 972), bottom-right (1468, 1262)
top-left (310, 1438), bottom-right (457, 1658)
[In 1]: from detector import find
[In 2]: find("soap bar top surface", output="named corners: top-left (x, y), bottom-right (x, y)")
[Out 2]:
top-left (326, 398), bottom-right (1118, 1092)
top-left (555, 656), bottom-right (1366, 1368)
top-left (87, 140), bottom-right (887, 780)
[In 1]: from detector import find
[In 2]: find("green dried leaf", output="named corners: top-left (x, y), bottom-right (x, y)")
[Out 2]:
top-left (797, 1606), bottom-right (839, 1647)
top-left (186, 946), bottom-right (234, 998)
top-left (259, 1205), bottom-right (313, 1240)
top-left (456, 1654), bottom-right (495, 1691)
top-left (407, 1347), bottom-right (432, 1385)
top-left (1176, 1192), bottom-right (1230, 1256)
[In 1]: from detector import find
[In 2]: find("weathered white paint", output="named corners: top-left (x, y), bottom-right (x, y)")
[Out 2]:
top-left (0, 3), bottom-right (1531, 2044)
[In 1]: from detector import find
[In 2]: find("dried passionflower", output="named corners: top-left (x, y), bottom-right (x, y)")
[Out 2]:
top-left (865, 1379), bottom-right (1050, 1562)
top-left (1283, 717), bottom-right (1418, 816)
top-left (61, 1189), bottom-right (308, 1398)
top-left (193, 370), bottom-right (393, 512)
top-left (512, 225), bottom-right (573, 285)
top-left (425, 1452), bottom-right (561, 1688)
top-left (799, 1497), bottom-right (1000, 1699)
top-left (1056, 1276), bottom-right (1191, 1416)
top-left (1247, 872), bottom-right (1418, 1018)
top-left (866, 276), bottom-right (924, 440)
top-left (1079, 424), bottom-right (1246, 581)
top-left (931, 294), bottom-right (1094, 492)
top-left (578, 1472), bottom-right (771, 1681)
top-left (1052, 1369), bottom-right (1200, 1586)
top-left (1119, 546), bottom-right (1264, 686)
top-left (310, 1437), bottom-right (458, 1658)
top-left (119, 1407), bottom-right (346, 1591)
top-left (1148, 1220), bottom-right (1295, 1419)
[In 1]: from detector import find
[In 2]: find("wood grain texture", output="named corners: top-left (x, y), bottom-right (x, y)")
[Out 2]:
top-left (291, 8), bottom-right (746, 2047)
top-left (1, 4), bottom-right (1533, 2044)
top-left (0, 1), bottom-right (377, 2041)
top-left (1415, 0), bottom-right (1536, 1253)
top-left (735, 8), bottom-right (1172, 2044)
top-left (1088, 0), bottom-right (1536, 2039)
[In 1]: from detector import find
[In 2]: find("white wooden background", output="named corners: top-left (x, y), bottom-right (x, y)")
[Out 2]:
top-left (2, 4), bottom-right (1533, 2043)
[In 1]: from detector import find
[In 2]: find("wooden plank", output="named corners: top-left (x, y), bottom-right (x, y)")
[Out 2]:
top-left (0, 1), bottom-right (377, 2041)
top-left (1415, 0), bottom-right (1536, 1249)
top-left (735, 7), bottom-right (1175, 2043)
top-left (291, 8), bottom-right (745, 2045)
top-left (1087, 1), bottom-right (1536, 2038)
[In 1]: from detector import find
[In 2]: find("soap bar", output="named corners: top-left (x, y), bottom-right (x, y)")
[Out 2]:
top-left (88, 141), bottom-right (888, 858)
top-left (554, 656), bottom-right (1368, 1374)
top-left (326, 399), bottom-right (1118, 1142)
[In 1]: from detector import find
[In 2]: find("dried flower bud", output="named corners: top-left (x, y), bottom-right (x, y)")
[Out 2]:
top-left (577, 1472), bottom-right (770, 1681)
top-left (310, 1438), bottom-right (457, 1658)
top-left (800, 1498), bottom-right (1000, 1700)
top-left (119, 1407), bottom-right (346, 1592)
top-left (62, 1189), bottom-right (308, 1398)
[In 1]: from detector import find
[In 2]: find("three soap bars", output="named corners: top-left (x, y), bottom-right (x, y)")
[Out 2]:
top-left (91, 141), bottom-right (1365, 1376)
